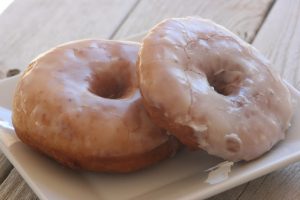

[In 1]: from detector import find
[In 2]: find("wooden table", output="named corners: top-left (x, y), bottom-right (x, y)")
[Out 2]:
top-left (0, 0), bottom-right (300, 199)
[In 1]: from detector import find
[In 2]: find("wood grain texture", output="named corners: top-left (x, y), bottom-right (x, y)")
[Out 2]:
top-left (253, 0), bottom-right (300, 90)
top-left (113, 0), bottom-right (273, 42)
top-left (237, 162), bottom-right (300, 200)
top-left (0, 154), bottom-right (13, 183)
top-left (0, 0), bottom-right (138, 75)
top-left (0, 169), bottom-right (38, 200)
top-left (211, 162), bottom-right (300, 200)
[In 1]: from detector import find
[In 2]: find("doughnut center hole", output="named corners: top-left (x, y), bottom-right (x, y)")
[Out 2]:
top-left (89, 67), bottom-right (133, 99)
top-left (207, 69), bottom-right (243, 96)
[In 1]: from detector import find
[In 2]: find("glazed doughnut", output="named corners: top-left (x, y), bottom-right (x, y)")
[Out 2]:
top-left (12, 39), bottom-right (179, 172)
top-left (138, 17), bottom-right (293, 161)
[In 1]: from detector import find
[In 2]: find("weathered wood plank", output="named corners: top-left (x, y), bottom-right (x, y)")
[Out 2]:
top-left (113, 0), bottom-right (273, 43)
top-left (0, 154), bottom-right (12, 183)
top-left (253, 0), bottom-right (300, 90)
top-left (0, 169), bottom-right (38, 200)
top-left (0, 0), bottom-right (138, 76)
top-left (237, 163), bottom-right (300, 200)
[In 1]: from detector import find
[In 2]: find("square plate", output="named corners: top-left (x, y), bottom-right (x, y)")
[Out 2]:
top-left (0, 34), bottom-right (300, 200)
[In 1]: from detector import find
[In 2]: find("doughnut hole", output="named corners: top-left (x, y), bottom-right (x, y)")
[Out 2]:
top-left (207, 69), bottom-right (244, 96)
top-left (89, 64), bottom-right (135, 99)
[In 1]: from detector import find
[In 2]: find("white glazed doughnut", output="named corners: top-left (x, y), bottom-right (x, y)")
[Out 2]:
top-left (12, 39), bottom-right (180, 172)
top-left (138, 17), bottom-right (293, 161)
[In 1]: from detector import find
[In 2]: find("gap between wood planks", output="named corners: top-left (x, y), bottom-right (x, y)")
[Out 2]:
top-left (249, 0), bottom-right (276, 43)
top-left (111, 0), bottom-right (275, 42)
top-left (109, 0), bottom-right (141, 39)
top-left (0, 169), bottom-right (38, 200)
top-left (0, 155), bottom-right (13, 183)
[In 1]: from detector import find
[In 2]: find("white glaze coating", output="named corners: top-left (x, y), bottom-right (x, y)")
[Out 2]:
top-left (139, 17), bottom-right (293, 161)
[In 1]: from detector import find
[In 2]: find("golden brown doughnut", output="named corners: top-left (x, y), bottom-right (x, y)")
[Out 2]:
top-left (12, 39), bottom-right (180, 172)
top-left (138, 17), bottom-right (293, 161)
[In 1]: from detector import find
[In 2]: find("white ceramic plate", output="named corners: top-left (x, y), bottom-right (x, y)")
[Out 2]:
top-left (1, 39), bottom-right (300, 200)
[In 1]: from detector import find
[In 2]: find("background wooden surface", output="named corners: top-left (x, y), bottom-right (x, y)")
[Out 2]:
top-left (0, 0), bottom-right (299, 199)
